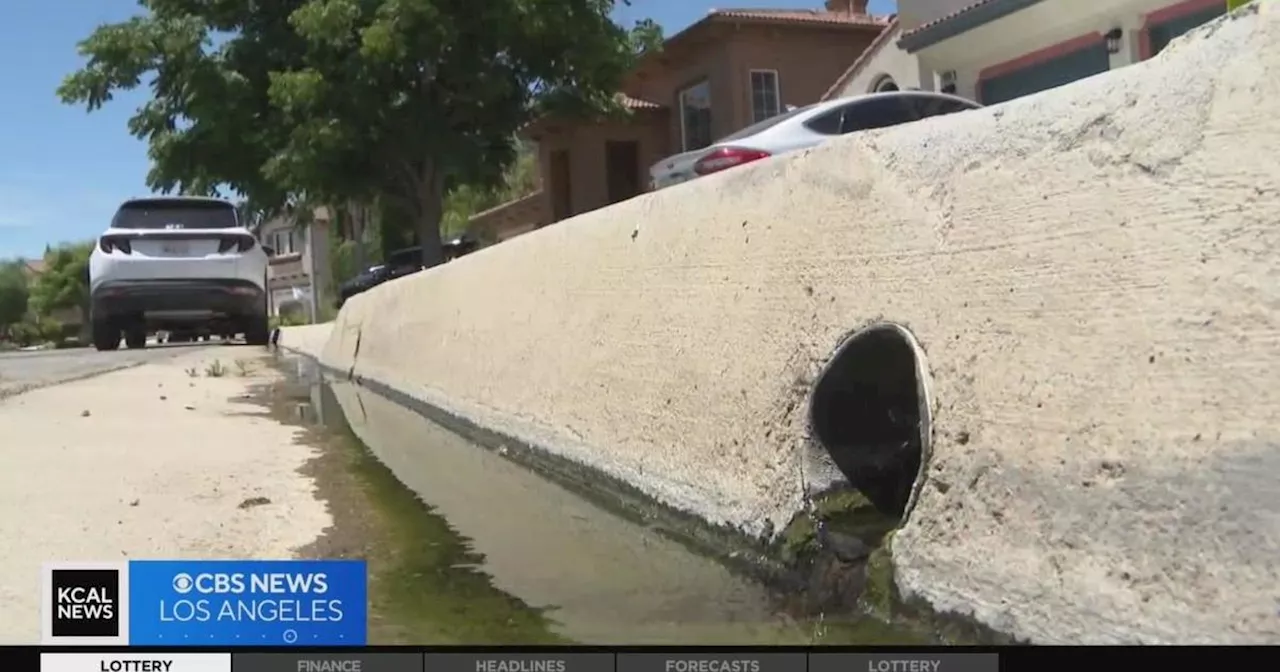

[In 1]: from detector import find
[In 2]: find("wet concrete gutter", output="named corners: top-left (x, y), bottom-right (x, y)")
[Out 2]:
top-left (274, 343), bottom-right (917, 636)
top-left (267, 353), bottom-right (932, 644)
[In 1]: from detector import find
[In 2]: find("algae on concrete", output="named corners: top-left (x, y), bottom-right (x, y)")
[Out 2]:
top-left (776, 487), bottom-right (898, 565)
top-left (861, 531), bottom-right (898, 621)
top-left (340, 422), bottom-right (571, 644)
top-left (261, 371), bottom-right (568, 645)
top-left (859, 530), bottom-right (1018, 645)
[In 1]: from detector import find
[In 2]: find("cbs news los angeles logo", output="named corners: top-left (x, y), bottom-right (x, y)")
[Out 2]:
top-left (42, 562), bottom-right (131, 645)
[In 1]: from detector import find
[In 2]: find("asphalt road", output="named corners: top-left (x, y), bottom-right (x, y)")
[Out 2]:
top-left (0, 341), bottom-right (231, 399)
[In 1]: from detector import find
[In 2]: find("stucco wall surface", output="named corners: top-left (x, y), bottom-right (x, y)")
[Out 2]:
top-left (319, 4), bottom-right (1280, 645)
top-left (280, 323), bottom-right (332, 358)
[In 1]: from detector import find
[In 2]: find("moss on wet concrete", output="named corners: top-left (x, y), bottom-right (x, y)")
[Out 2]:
top-left (861, 531), bottom-right (898, 620)
top-left (248, 366), bottom-right (569, 645)
top-left (333, 415), bottom-right (572, 644)
top-left (775, 488), bottom-right (1014, 645)
top-left (856, 530), bottom-right (1020, 645)
top-left (775, 488), bottom-right (896, 566)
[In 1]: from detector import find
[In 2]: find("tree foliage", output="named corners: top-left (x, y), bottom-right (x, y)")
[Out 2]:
top-left (59, 0), bottom-right (662, 267)
top-left (441, 139), bottom-right (539, 237)
top-left (29, 242), bottom-right (94, 320)
top-left (0, 260), bottom-right (29, 333)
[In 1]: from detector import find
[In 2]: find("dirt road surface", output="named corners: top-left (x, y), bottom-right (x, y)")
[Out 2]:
top-left (0, 349), bottom-right (330, 643)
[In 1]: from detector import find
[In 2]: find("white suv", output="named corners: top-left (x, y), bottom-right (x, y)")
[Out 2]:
top-left (88, 196), bottom-right (272, 351)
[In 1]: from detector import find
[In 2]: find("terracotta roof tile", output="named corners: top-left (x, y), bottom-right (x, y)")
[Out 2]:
top-left (710, 8), bottom-right (888, 28)
top-left (821, 16), bottom-right (900, 101)
top-left (899, 0), bottom-right (996, 39)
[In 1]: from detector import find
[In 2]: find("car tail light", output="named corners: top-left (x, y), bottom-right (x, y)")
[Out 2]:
top-left (99, 235), bottom-right (132, 254)
top-left (219, 235), bottom-right (257, 253)
top-left (693, 147), bottom-right (772, 176)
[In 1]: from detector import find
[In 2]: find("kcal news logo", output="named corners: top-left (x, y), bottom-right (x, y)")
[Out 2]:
top-left (52, 570), bottom-right (118, 635)
top-left (43, 561), bottom-right (131, 645)
top-left (43, 559), bottom-right (366, 646)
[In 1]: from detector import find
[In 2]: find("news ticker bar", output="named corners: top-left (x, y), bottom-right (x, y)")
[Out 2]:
top-left (41, 651), bottom-right (999, 672)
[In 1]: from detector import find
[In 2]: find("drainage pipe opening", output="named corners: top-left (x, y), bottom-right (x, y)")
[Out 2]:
top-left (809, 324), bottom-right (929, 519)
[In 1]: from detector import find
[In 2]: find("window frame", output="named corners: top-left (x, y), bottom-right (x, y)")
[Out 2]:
top-left (748, 69), bottom-right (781, 123)
top-left (871, 75), bottom-right (900, 93)
top-left (677, 79), bottom-right (713, 152)
top-left (834, 95), bottom-right (916, 133)
top-left (803, 104), bottom-right (851, 136)
top-left (267, 230), bottom-right (299, 257)
top-left (109, 201), bottom-right (238, 230)
top-left (838, 93), bottom-right (980, 134)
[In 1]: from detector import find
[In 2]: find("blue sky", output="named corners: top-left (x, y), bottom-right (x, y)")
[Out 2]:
top-left (0, 0), bottom-right (895, 260)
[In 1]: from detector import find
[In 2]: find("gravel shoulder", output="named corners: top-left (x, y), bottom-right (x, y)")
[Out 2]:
top-left (0, 349), bottom-right (331, 643)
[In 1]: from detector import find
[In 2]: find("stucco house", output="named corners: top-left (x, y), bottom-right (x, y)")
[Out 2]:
top-left (470, 0), bottom-right (890, 243)
top-left (21, 259), bottom-right (45, 279)
top-left (827, 0), bottom-right (1228, 103)
top-left (823, 17), bottom-right (924, 99)
top-left (258, 206), bottom-right (333, 321)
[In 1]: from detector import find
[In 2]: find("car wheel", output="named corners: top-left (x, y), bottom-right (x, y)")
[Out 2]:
top-left (92, 318), bottom-right (121, 352)
top-left (244, 315), bottom-right (270, 346)
top-left (125, 329), bottom-right (146, 350)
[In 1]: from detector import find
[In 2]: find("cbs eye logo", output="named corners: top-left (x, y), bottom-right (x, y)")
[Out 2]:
top-left (172, 573), bottom-right (195, 594)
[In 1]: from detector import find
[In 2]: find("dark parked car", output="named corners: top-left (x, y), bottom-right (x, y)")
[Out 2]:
top-left (337, 234), bottom-right (478, 306)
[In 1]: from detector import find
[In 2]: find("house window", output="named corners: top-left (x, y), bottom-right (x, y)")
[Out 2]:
top-left (678, 80), bottom-right (713, 151)
top-left (749, 70), bottom-right (780, 123)
top-left (267, 230), bottom-right (299, 256)
top-left (872, 75), bottom-right (900, 92)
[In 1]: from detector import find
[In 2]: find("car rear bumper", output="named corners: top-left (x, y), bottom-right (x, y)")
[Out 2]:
top-left (91, 279), bottom-right (264, 319)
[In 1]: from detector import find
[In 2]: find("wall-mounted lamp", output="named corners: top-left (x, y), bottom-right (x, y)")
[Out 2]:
top-left (1105, 28), bottom-right (1124, 54)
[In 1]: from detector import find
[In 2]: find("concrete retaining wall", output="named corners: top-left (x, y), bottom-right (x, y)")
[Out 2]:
top-left (315, 4), bottom-right (1280, 645)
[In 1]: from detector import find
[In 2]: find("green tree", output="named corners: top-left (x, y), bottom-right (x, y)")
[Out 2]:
top-left (58, 0), bottom-right (661, 269)
top-left (0, 260), bottom-right (29, 338)
top-left (271, 0), bottom-right (660, 266)
top-left (58, 1), bottom-right (310, 214)
top-left (30, 242), bottom-right (94, 329)
top-left (440, 138), bottom-right (542, 237)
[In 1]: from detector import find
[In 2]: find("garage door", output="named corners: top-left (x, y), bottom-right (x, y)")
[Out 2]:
top-left (979, 41), bottom-right (1111, 105)
top-left (1149, 5), bottom-right (1226, 57)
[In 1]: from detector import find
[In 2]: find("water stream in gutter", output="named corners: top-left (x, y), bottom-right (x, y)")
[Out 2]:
top-left (264, 354), bottom-right (927, 645)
